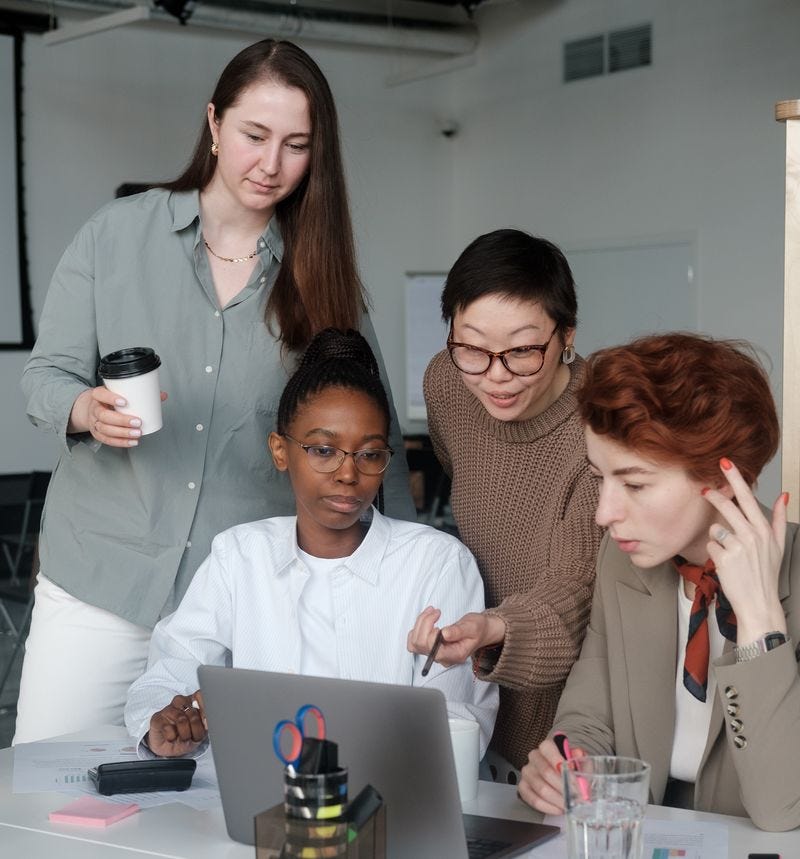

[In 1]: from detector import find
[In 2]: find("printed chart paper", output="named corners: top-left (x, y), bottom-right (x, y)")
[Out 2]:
top-left (13, 739), bottom-right (221, 810)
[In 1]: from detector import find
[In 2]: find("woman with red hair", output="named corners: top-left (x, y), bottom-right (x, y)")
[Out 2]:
top-left (518, 333), bottom-right (800, 831)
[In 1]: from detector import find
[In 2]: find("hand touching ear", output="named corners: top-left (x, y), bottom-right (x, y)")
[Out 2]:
top-left (701, 458), bottom-right (788, 643)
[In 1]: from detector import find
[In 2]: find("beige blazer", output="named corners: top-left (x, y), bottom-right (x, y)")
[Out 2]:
top-left (552, 526), bottom-right (800, 831)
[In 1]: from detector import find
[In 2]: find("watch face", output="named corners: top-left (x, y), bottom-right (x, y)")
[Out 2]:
top-left (764, 632), bottom-right (787, 651)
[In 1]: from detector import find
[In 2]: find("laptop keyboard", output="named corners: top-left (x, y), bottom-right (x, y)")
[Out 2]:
top-left (467, 836), bottom-right (512, 859)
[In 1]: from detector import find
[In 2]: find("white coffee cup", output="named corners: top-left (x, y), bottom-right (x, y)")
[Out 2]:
top-left (448, 717), bottom-right (480, 803)
top-left (99, 347), bottom-right (163, 436)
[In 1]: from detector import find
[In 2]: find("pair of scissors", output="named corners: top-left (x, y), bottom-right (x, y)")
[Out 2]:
top-left (272, 704), bottom-right (326, 769)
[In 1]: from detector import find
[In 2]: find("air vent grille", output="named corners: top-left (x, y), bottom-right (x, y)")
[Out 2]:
top-left (564, 35), bottom-right (604, 82)
top-left (564, 23), bottom-right (652, 83)
top-left (609, 24), bottom-right (651, 73)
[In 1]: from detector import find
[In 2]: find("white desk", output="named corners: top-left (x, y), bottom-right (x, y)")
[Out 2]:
top-left (463, 784), bottom-right (800, 858)
top-left (1, 729), bottom-right (796, 858)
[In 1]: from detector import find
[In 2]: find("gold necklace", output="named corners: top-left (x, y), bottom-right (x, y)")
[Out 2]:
top-left (203, 238), bottom-right (259, 264)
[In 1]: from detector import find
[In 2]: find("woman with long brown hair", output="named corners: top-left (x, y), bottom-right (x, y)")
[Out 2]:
top-left (16, 39), bottom-right (413, 744)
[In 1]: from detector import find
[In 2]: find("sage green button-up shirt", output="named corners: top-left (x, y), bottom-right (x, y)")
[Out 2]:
top-left (22, 189), bottom-right (414, 628)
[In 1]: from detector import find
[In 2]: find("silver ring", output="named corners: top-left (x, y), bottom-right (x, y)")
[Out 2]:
top-left (715, 527), bottom-right (730, 545)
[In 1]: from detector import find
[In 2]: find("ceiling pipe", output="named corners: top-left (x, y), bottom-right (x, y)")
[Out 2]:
top-left (385, 50), bottom-right (475, 86)
top-left (35, 0), bottom-right (478, 55)
top-left (42, 5), bottom-right (150, 45)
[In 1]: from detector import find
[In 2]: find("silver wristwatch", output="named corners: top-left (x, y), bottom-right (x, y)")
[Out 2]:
top-left (735, 631), bottom-right (787, 663)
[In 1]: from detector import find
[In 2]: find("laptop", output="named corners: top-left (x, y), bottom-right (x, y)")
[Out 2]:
top-left (199, 666), bottom-right (559, 858)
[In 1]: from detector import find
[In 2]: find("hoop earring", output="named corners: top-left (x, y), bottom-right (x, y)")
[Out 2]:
top-left (210, 141), bottom-right (219, 157)
top-left (561, 344), bottom-right (576, 365)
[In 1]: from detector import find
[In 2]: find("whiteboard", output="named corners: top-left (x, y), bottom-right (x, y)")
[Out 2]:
top-left (567, 241), bottom-right (696, 355)
top-left (0, 32), bottom-right (22, 344)
top-left (404, 273), bottom-right (448, 421)
top-left (403, 241), bottom-right (695, 423)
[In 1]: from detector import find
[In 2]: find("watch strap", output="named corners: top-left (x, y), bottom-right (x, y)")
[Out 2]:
top-left (735, 631), bottom-right (787, 663)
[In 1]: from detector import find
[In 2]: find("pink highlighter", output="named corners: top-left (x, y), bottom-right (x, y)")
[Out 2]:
top-left (552, 732), bottom-right (590, 801)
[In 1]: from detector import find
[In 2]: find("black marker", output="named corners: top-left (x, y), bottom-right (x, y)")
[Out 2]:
top-left (346, 784), bottom-right (383, 835)
top-left (552, 732), bottom-right (571, 760)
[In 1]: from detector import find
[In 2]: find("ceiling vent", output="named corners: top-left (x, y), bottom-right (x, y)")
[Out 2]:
top-left (564, 22), bottom-right (652, 83)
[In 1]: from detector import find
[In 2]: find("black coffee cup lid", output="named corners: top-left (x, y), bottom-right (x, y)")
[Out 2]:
top-left (99, 347), bottom-right (161, 379)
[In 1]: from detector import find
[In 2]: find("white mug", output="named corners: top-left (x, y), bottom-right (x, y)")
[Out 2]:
top-left (448, 717), bottom-right (480, 802)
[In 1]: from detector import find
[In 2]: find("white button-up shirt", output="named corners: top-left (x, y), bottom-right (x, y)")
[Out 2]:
top-left (125, 509), bottom-right (498, 755)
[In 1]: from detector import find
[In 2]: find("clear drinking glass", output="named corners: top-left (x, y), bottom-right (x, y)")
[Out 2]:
top-left (562, 756), bottom-right (651, 859)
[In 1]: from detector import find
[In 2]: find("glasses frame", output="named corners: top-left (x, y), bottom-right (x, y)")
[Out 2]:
top-left (446, 329), bottom-right (558, 377)
top-left (282, 434), bottom-right (394, 475)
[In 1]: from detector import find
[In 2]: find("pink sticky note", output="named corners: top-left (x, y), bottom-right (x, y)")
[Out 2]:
top-left (49, 796), bottom-right (140, 827)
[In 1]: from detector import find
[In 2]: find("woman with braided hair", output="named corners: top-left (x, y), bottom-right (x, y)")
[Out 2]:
top-left (125, 329), bottom-right (498, 758)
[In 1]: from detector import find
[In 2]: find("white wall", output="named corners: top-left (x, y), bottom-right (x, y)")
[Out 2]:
top-left (4, 0), bottom-right (800, 499)
top-left (444, 0), bottom-right (800, 497)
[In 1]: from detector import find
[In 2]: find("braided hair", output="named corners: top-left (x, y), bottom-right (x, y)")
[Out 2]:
top-left (277, 329), bottom-right (392, 512)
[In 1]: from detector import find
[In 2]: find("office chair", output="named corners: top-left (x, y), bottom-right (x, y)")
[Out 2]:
top-left (404, 442), bottom-right (452, 526)
top-left (0, 470), bottom-right (50, 587)
top-left (0, 542), bottom-right (37, 706)
top-left (0, 470), bottom-right (48, 649)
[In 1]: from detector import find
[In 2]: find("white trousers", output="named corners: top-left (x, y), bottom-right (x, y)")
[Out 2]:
top-left (13, 575), bottom-right (151, 745)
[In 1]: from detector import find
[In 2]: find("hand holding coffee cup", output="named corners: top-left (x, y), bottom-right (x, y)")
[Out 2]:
top-left (76, 386), bottom-right (168, 447)
top-left (69, 348), bottom-right (166, 446)
top-left (78, 387), bottom-right (146, 448)
top-left (96, 348), bottom-right (164, 441)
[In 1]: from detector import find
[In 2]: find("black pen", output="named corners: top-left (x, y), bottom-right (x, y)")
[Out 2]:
top-left (421, 629), bottom-right (445, 677)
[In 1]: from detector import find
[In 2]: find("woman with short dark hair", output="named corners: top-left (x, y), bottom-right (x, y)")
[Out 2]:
top-left (407, 229), bottom-right (603, 774)
top-left (519, 333), bottom-right (800, 831)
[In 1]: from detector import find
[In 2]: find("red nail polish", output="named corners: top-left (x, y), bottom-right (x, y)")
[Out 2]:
top-left (783, 492), bottom-right (790, 506)
top-left (720, 457), bottom-right (733, 471)
top-left (700, 487), bottom-right (710, 496)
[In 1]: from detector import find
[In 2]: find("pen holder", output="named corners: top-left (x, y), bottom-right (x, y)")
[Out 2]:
top-left (345, 801), bottom-right (386, 859)
top-left (255, 804), bottom-right (387, 859)
top-left (281, 818), bottom-right (349, 857)
top-left (284, 767), bottom-right (348, 821)
top-left (255, 779), bottom-right (386, 859)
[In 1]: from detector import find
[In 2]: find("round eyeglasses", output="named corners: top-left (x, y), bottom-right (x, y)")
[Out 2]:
top-left (447, 331), bottom-right (557, 377)
top-left (282, 434), bottom-right (394, 475)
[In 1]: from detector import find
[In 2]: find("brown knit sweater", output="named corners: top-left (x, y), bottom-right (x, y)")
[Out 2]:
top-left (424, 351), bottom-right (603, 770)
